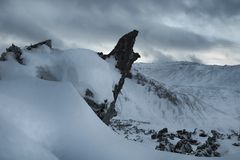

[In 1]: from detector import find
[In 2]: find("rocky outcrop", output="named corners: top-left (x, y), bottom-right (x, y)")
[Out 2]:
top-left (26, 40), bottom-right (52, 50)
top-left (195, 132), bottom-right (221, 157)
top-left (0, 44), bottom-right (23, 64)
top-left (83, 89), bottom-right (108, 120)
top-left (98, 30), bottom-right (140, 76)
top-left (132, 70), bottom-right (179, 105)
top-left (97, 30), bottom-right (141, 125)
top-left (0, 40), bottom-right (52, 65)
top-left (108, 30), bottom-right (140, 76)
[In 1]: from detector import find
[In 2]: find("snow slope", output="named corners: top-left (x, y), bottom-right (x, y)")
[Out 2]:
top-left (0, 47), bottom-right (161, 160)
top-left (115, 61), bottom-right (240, 131)
top-left (135, 61), bottom-right (240, 89)
top-left (0, 78), bottom-right (164, 160)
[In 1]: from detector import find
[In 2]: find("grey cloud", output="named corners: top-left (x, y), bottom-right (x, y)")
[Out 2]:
top-left (185, 0), bottom-right (240, 18)
top-left (139, 24), bottom-right (232, 51)
top-left (44, 0), bottom-right (235, 51)
top-left (0, 0), bottom-right (239, 64)
top-left (0, 1), bottom-right (63, 48)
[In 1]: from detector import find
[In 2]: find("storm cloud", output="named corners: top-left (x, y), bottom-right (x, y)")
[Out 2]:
top-left (0, 0), bottom-right (239, 64)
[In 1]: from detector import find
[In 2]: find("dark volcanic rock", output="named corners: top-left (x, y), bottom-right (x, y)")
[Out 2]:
top-left (0, 44), bottom-right (23, 64)
top-left (85, 89), bottom-right (94, 98)
top-left (195, 133), bottom-right (220, 157)
top-left (199, 130), bottom-right (208, 137)
top-left (151, 133), bottom-right (158, 140)
top-left (26, 40), bottom-right (52, 50)
top-left (176, 129), bottom-right (192, 139)
top-left (108, 30), bottom-right (140, 76)
top-left (158, 128), bottom-right (168, 135)
top-left (99, 30), bottom-right (140, 76)
top-left (101, 30), bottom-right (140, 125)
top-left (174, 139), bottom-right (193, 154)
top-left (83, 89), bottom-right (108, 120)
top-left (151, 128), bottom-right (230, 157)
top-left (232, 142), bottom-right (240, 146)
top-left (211, 130), bottom-right (224, 139)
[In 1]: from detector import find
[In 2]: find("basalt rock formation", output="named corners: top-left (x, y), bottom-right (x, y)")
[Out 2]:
top-left (108, 30), bottom-right (140, 76)
top-left (99, 30), bottom-right (140, 125)
top-left (0, 31), bottom-right (140, 126)
top-left (98, 30), bottom-right (140, 76)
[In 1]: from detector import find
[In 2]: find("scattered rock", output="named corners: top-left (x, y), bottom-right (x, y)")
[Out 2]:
top-left (195, 133), bottom-right (220, 157)
top-left (85, 89), bottom-right (94, 98)
top-left (150, 128), bottom-right (235, 157)
top-left (174, 139), bottom-right (193, 154)
top-left (176, 129), bottom-right (192, 139)
top-left (151, 133), bottom-right (158, 140)
top-left (110, 119), bottom-right (152, 143)
top-left (158, 128), bottom-right (168, 134)
top-left (232, 143), bottom-right (240, 146)
top-left (199, 130), bottom-right (208, 137)
top-left (83, 89), bottom-right (108, 119)
top-left (213, 151), bottom-right (221, 157)
top-left (211, 130), bottom-right (224, 139)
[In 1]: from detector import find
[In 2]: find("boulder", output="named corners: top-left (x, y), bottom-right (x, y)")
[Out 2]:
top-left (174, 139), bottom-right (193, 154)
top-left (211, 130), bottom-right (224, 139)
top-left (232, 143), bottom-right (240, 146)
top-left (176, 129), bottom-right (192, 139)
top-left (199, 130), bottom-right (208, 137)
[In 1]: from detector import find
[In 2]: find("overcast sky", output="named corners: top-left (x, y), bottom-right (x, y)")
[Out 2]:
top-left (0, 0), bottom-right (240, 64)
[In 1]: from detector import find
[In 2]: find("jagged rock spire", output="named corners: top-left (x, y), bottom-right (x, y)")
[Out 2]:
top-left (98, 30), bottom-right (140, 76)
top-left (109, 30), bottom-right (140, 75)
top-left (101, 30), bottom-right (141, 125)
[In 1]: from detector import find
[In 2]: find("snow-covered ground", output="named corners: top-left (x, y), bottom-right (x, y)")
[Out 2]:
top-left (129, 61), bottom-right (240, 131)
top-left (0, 45), bottom-right (239, 159)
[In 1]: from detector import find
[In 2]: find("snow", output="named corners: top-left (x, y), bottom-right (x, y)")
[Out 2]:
top-left (21, 46), bottom-right (121, 103)
top-left (114, 61), bottom-right (240, 132)
top-left (0, 116), bottom-right (59, 160)
top-left (134, 61), bottom-right (240, 89)
top-left (0, 45), bottom-right (239, 159)
top-left (0, 70), bottom-right (196, 160)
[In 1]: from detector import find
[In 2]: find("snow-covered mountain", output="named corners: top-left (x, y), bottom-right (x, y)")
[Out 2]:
top-left (115, 61), bottom-right (240, 131)
top-left (0, 31), bottom-right (239, 159)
